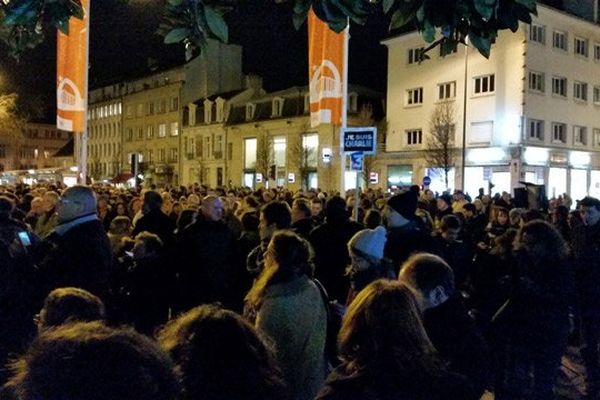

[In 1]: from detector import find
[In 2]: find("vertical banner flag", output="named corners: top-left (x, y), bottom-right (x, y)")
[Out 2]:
top-left (57, 0), bottom-right (90, 132)
top-left (308, 9), bottom-right (346, 128)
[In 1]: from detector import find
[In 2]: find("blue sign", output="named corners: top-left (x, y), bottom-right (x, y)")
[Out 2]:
top-left (342, 127), bottom-right (377, 154)
top-left (422, 176), bottom-right (431, 186)
top-left (350, 152), bottom-right (364, 171)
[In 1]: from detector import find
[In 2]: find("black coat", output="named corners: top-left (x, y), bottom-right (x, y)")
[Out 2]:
top-left (423, 294), bottom-right (491, 395)
top-left (384, 221), bottom-right (434, 272)
top-left (316, 362), bottom-right (478, 400)
top-left (37, 219), bottom-right (112, 301)
top-left (309, 218), bottom-right (363, 302)
top-left (132, 209), bottom-right (175, 246)
top-left (175, 216), bottom-right (239, 311)
top-left (291, 218), bottom-right (315, 240)
top-left (431, 236), bottom-right (472, 289)
top-left (572, 221), bottom-right (600, 313)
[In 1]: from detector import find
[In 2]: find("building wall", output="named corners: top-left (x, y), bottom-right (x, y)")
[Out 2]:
top-left (87, 93), bottom-right (123, 180)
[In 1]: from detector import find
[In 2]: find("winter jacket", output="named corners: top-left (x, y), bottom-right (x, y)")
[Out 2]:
top-left (384, 221), bottom-right (434, 272)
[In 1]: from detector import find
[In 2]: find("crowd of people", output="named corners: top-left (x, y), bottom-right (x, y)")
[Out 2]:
top-left (0, 180), bottom-right (599, 400)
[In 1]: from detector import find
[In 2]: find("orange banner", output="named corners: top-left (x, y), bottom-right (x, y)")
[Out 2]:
top-left (308, 8), bottom-right (346, 128)
top-left (57, 0), bottom-right (90, 133)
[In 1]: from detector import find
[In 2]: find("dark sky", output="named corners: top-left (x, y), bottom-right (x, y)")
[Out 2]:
top-left (0, 0), bottom-right (390, 121)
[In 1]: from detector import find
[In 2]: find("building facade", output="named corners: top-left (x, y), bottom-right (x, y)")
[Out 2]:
top-left (382, 4), bottom-right (600, 199)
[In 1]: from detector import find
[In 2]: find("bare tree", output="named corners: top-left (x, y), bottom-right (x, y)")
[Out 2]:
top-left (290, 135), bottom-right (316, 190)
top-left (0, 93), bottom-right (26, 170)
top-left (425, 101), bottom-right (456, 189)
top-left (255, 130), bottom-right (271, 184)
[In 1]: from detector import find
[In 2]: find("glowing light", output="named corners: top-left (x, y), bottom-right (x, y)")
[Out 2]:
top-left (467, 148), bottom-right (506, 164)
top-left (523, 147), bottom-right (549, 165)
top-left (570, 151), bottom-right (590, 167)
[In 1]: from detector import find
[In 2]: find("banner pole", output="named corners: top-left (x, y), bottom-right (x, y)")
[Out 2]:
top-left (339, 21), bottom-right (349, 197)
top-left (79, 0), bottom-right (90, 185)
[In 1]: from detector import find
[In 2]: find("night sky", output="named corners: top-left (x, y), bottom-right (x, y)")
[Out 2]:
top-left (0, 0), bottom-right (391, 122)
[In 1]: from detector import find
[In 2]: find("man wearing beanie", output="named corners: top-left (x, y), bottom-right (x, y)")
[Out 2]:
top-left (346, 226), bottom-right (395, 304)
top-left (384, 190), bottom-right (434, 272)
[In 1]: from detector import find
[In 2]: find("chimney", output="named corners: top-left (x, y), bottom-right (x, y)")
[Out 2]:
top-left (244, 75), bottom-right (263, 91)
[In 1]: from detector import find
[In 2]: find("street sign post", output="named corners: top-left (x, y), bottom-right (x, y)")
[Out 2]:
top-left (350, 152), bottom-right (364, 171)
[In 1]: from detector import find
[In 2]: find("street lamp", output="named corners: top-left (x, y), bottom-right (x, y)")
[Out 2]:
top-left (461, 38), bottom-right (469, 192)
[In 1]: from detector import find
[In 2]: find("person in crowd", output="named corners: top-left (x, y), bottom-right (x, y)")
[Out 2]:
top-left (129, 197), bottom-right (142, 224)
top-left (485, 206), bottom-right (510, 244)
top-left (495, 191), bottom-right (513, 210)
top-left (315, 280), bottom-right (478, 400)
top-left (4, 322), bottom-right (180, 400)
top-left (35, 287), bottom-right (105, 332)
top-left (471, 228), bottom-right (519, 325)
top-left (291, 198), bottom-right (315, 240)
top-left (432, 214), bottom-right (471, 289)
top-left (399, 253), bottom-right (490, 397)
top-left (160, 192), bottom-right (173, 217)
top-left (169, 201), bottom-right (182, 222)
top-left (221, 195), bottom-right (243, 238)
top-left (34, 186), bottom-right (113, 302)
top-left (247, 201), bottom-right (292, 277)
top-left (310, 197), bottom-right (324, 224)
top-left (114, 202), bottom-right (128, 218)
top-left (310, 196), bottom-right (363, 303)
top-left (107, 216), bottom-right (131, 254)
top-left (23, 196), bottom-right (43, 228)
top-left (34, 191), bottom-right (59, 238)
top-left (572, 197), bottom-right (600, 399)
top-left (452, 190), bottom-right (469, 214)
top-left (493, 221), bottom-right (573, 400)
top-left (462, 202), bottom-right (486, 246)
top-left (384, 190), bottom-right (433, 272)
top-left (157, 304), bottom-right (287, 400)
top-left (363, 208), bottom-right (381, 230)
top-left (131, 191), bottom-right (175, 247)
top-left (508, 207), bottom-right (524, 230)
top-left (97, 196), bottom-right (114, 231)
top-left (176, 195), bottom-right (239, 311)
top-left (245, 231), bottom-right (327, 400)
top-left (552, 204), bottom-right (571, 243)
top-left (435, 193), bottom-right (453, 227)
top-left (345, 226), bottom-right (395, 304)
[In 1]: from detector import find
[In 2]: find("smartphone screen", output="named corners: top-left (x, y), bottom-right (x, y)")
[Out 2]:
top-left (18, 231), bottom-right (31, 247)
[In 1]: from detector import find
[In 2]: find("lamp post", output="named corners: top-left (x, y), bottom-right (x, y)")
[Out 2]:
top-left (461, 40), bottom-right (469, 191)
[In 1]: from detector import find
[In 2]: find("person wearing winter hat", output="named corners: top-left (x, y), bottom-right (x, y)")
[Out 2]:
top-left (384, 191), bottom-right (435, 271)
top-left (346, 226), bottom-right (395, 304)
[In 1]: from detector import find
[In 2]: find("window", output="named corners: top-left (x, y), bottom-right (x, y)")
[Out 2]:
top-left (406, 87), bottom-right (423, 105)
top-left (348, 93), bottom-right (358, 112)
top-left (594, 128), bottom-right (600, 147)
top-left (158, 123), bottom-right (167, 138)
top-left (159, 99), bottom-right (167, 114)
top-left (136, 104), bottom-right (144, 117)
top-left (553, 31), bottom-right (567, 50)
top-left (302, 133), bottom-right (319, 168)
top-left (438, 81), bottom-right (456, 100)
top-left (273, 137), bottom-right (286, 167)
top-left (146, 125), bottom-right (154, 139)
top-left (125, 105), bottom-right (133, 119)
top-left (575, 37), bottom-right (588, 57)
top-left (214, 135), bottom-right (223, 158)
top-left (170, 97), bottom-right (179, 112)
top-left (574, 81), bottom-right (588, 101)
top-left (272, 98), bottom-right (284, 117)
top-left (528, 119), bottom-right (544, 140)
top-left (408, 47), bottom-right (424, 64)
top-left (169, 148), bottom-right (178, 163)
top-left (405, 129), bottom-right (423, 145)
top-left (594, 86), bottom-right (600, 104)
top-left (595, 43), bottom-right (600, 61)
top-left (137, 126), bottom-right (143, 140)
top-left (145, 101), bottom-right (154, 116)
top-left (528, 71), bottom-right (545, 92)
top-left (170, 122), bottom-right (179, 136)
top-left (0, 144), bottom-right (7, 158)
top-left (244, 138), bottom-right (257, 169)
top-left (530, 24), bottom-right (545, 44)
top-left (552, 77), bottom-right (567, 97)
top-left (246, 103), bottom-right (255, 121)
top-left (474, 74), bottom-right (495, 95)
top-left (126, 128), bottom-right (133, 141)
top-left (158, 149), bottom-right (165, 163)
top-left (204, 101), bottom-right (212, 124)
top-left (574, 126), bottom-right (587, 145)
top-left (552, 122), bottom-right (566, 143)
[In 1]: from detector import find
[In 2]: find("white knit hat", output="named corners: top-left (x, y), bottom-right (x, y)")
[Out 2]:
top-left (348, 226), bottom-right (387, 261)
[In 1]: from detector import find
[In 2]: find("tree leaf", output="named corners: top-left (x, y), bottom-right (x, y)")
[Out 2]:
top-left (474, 0), bottom-right (495, 20)
top-left (515, 0), bottom-right (537, 11)
top-left (167, 0), bottom-right (184, 6)
top-left (422, 19), bottom-right (435, 42)
top-left (163, 27), bottom-right (190, 44)
top-left (389, 8), bottom-right (416, 30)
top-left (203, 5), bottom-right (228, 42)
top-left (468, 33), bottom-right (491, 58)
top-left (382, 0), bottom-right (395, 14)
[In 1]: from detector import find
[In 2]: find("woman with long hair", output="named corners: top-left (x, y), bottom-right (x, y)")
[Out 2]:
top-left (316, 280), bottom-right (478, 400)
top-left (493, 220), bottom-right (574, 400)
top-left (157, 304), bottom-right (287, 400)
top-left (244, 231), bottom-right (327, 400)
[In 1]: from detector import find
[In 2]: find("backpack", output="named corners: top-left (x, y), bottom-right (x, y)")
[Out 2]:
top-left (313, 278), bottom-right (345, 368)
